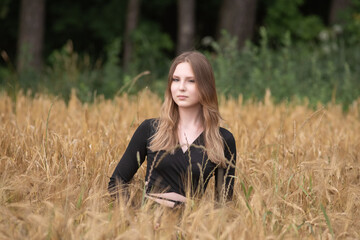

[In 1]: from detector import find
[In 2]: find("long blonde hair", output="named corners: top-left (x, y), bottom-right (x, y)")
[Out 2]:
top-left (149, 51), bottom-right (226, 166)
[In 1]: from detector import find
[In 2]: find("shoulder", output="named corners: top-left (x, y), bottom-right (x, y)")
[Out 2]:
top-left (219, 127), bottom-right (236, 157)
top-left (139, 118), bottom-right (156, 126)
top-left (219, 127), bottom-right (235, 144)
top-left (138, 118), bottom-right (158, 134)
top-left (138, 118), bottom-right (157, 129)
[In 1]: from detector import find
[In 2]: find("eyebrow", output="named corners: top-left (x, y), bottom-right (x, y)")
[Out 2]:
top-left (172, 74), bottom-right (195, 79)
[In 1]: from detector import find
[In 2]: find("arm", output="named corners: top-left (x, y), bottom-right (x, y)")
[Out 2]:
top-left (215, 130), bottom-right (236, 202)
top-left (108, 119), bottom-right (151, 198)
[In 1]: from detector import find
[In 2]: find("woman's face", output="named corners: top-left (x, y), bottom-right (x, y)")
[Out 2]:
top-left (171, 62), bottom-right (200, 109)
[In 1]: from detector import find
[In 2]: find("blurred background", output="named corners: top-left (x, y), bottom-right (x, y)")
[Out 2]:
top-left (0, 0), bottom-right (359, 108)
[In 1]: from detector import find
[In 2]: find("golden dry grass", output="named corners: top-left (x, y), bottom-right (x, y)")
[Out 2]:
top-left (1, 89), bottom-right (359, 239)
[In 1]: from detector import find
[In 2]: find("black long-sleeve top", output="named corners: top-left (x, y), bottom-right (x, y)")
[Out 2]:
top-left (108, 119), bottom-right (236, 199)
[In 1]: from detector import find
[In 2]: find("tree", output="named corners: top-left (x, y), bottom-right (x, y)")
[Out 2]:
top-left (217, 0), bottom-right (257, 49)
top-left (17, 0), bottom-right (45, 72)
top-left (177, 0), bottom-right (195, 54)
top-left (123, 0), bottom-right (140, 71)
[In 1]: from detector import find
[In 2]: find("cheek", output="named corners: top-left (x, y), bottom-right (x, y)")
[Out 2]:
top-left (193, 85), bottom-right (200, 98)
top-left (170, 83), bottom-right (177, 98)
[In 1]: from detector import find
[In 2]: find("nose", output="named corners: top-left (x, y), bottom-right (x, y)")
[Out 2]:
top-left (179, 80), bottom-right (186, 91)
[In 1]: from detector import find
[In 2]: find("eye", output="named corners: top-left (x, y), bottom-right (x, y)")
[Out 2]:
top-left (172, 78), bottom-right (179, 82)
top-left (188, 79), bottom-right (195, 83)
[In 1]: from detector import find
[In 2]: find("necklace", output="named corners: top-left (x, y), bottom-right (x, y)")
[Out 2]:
top-left (178, 124), bottom-right (203, 151)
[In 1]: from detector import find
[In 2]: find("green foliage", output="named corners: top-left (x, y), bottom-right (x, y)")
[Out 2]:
top-left (118, 21), bottom-right (174, 96)
top-left (0, 0), bottom-right (11, 19)
top-left (48, 0), bottom-right (127, 55)
top-left (38, 26), bottom-right (171, 102)
top-left (44, 39), bottom-right (126, 102)
top-left (204, 31), bottom-right (242, 96)
top-left (0, 46), bottom-right (43, 99)
top-left (264, 0), bottom-right (324, 43)
top-left (336, 0), bottom-right (360, 46)
top-left (206, 29), bottom-right (360, 108)
top-left (45, 41), bottom-right (98, 102)
top-left (0, 65), bottom-right (17, 104)
top-left (100, 38), bottom-right (123, 97)
top-left (129, 22), bottom-right (173, 87)
top-left (2, 27), bottom-right (359, 110)
top-left (320, 204), bottom-right (334, 238)
top-left (2, 25), bottom-right (359, 110)
top-left (240, 180), bottom-right (253, 213)
top-left (0, 18), bottom-right (173, 102)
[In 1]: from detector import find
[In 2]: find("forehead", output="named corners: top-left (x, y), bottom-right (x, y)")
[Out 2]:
top-left (173, 62), bottom-right (195, 76)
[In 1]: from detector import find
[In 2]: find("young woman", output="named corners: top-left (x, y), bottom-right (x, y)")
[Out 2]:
top-left (108, 51), bottom-right (236, 208)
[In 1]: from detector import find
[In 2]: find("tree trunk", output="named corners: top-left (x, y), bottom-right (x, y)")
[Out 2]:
top-left (123, 0), bottom-right (140, 71)
top-left (217, 0), bottom-right (257, 49)
top-left (177, 0), bottom-right (195, 55)
top-left (329, 0), bottom-right (351, 24)
top-left (17, 0), bottom-right (46, 72)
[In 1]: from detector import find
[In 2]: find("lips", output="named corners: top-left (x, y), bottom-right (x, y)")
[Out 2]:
top-left (177, 95), bottom-right (188, 100)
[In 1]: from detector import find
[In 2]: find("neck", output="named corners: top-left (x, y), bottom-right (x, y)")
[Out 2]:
top-left (177, 105), bottom-right (203, 130)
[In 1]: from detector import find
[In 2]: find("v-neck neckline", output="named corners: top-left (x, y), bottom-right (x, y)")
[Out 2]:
top-left (180, 131), bottom-right (204, 154)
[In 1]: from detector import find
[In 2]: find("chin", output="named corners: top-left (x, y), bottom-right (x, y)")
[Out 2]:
top-left (177, 103), bottom-right (199, 108)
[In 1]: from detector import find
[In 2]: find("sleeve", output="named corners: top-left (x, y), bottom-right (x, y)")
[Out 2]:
top-left (215, 130), bottom-right (236, 202)
top-left (108, 119), bottom-right (151, 198)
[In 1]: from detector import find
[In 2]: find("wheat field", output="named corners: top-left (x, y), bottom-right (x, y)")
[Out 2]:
top-left (0, 89), bottom-right (359, 239)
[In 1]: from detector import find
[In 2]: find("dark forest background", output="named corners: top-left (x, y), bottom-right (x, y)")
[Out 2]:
top-left (0, 0), bottom-right (359, 108)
